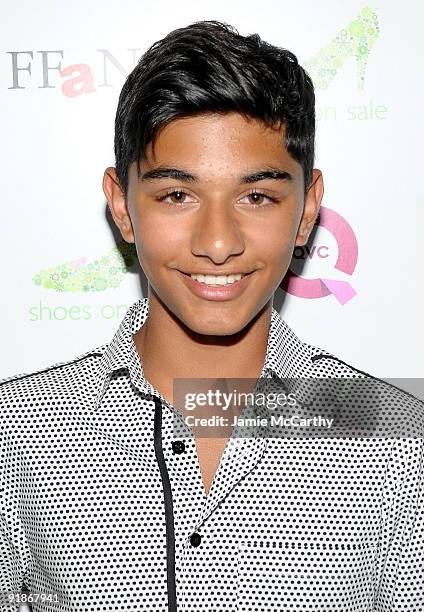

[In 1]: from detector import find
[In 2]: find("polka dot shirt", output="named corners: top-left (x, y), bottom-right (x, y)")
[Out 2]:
top-left (1, 297), bottom-right (423, 611)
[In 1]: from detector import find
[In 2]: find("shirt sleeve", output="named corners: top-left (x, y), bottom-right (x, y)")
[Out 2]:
top-left (0, 423), bottom-right (30, 612)
top-left (374, 437), bottom-right (424, 611)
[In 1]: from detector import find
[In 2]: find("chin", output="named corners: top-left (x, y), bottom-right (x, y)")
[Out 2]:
top-left (181, 310), bottom-right (250, 337)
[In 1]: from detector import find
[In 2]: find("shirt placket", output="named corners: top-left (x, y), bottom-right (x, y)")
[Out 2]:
top-left (160, 397), bottom-right (269, 611)
top-left (159, 403), bottom-right (205, 610)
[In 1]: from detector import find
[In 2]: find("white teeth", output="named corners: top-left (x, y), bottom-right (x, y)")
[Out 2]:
top-left (190, 273), bottom-right (244, 285)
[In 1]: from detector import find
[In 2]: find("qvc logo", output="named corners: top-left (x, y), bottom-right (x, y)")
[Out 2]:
top-left (293, 245), bottom-right (330, 260)
top-left (281, 206), bottom-right (358, 305)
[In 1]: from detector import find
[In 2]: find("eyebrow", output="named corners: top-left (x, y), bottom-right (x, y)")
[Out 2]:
top-left (139, 166), bottom-right (294, 184)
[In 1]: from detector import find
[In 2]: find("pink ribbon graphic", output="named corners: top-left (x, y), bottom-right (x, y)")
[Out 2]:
top-left (281, 206), bottom-right (358, 304)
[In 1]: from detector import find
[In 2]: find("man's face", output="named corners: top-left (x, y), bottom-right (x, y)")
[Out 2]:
top-left (105, 112), bottom-right (323, 335)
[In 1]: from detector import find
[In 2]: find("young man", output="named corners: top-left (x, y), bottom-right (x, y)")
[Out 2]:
top-left (1, 20), bottom-right (423, 612)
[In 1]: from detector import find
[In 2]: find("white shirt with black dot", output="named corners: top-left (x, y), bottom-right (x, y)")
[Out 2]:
top-left (1, 297), bottom-right (423, 611)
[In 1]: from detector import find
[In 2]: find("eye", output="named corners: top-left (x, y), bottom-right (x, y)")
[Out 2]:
top-left (238, 190), bottom-right (279, 208)
top-left (156, 189), bottom-right (197, 206)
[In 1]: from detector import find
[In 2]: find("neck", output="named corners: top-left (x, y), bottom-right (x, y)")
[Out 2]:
top-left (132, 290), bottom-right (272, 405)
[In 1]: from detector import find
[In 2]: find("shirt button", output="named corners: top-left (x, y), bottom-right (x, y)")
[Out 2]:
top-left (189, 532), bottom-right (202, 547)
top-left (172, 440), bottom-right (186, 454)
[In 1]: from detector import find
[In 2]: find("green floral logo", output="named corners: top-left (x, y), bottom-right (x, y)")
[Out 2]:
top-left (33, 241), bottom-right (136, 292)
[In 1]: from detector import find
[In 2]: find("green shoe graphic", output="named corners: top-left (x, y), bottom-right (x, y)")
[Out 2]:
top-left (303, 5), bottom-right (379, 91)
top-left (33, 240), bottom-right (137, 292)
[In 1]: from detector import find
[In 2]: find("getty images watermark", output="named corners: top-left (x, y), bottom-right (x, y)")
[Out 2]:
top-left (183, 388), bottom-right (334, 430)
top-left (170, 376), bottom-right (424, 439)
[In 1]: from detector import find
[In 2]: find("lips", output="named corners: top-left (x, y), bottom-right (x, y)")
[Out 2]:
top-left (177, 269), bottom-right (254, 302)
top-left (180, 271), bottom-right (252, 277)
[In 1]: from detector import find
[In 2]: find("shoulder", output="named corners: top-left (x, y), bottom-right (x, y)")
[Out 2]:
top-left (0, 345), bottom-right (107, 423)
top-left (303, 340), bottom-right (424, 437)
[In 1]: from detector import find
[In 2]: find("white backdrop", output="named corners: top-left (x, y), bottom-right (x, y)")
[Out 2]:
top-left (0, 2), bottom-right (423, 609)
top-left (1, 0), bottom-right (423, 392)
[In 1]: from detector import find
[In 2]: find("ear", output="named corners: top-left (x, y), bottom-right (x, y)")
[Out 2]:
top-left (102, 167), bottom-right (135, 244)
top-left (295, 169), bottom-right (324, 247)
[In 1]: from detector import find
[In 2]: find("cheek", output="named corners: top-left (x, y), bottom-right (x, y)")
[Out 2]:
top-left (132, 210), bottom-right (186, 264)
top-left (255, 217), bottom-right (297, 267)
top-left (131, 200), bottom-right (300, 271)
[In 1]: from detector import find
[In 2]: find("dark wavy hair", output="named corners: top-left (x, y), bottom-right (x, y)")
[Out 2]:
top-left (114, 20), bottom-right (315, 199)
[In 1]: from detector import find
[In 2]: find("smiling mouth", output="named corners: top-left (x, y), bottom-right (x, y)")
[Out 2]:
top-left (180, 271), bottom-right (253, 286)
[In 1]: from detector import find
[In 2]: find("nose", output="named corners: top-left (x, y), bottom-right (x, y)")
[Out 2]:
top-left (190, 198), bottom-right (245, 263)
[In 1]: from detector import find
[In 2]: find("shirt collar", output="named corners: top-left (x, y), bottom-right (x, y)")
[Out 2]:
top-left (92, 296), bottom-right (315, 411)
